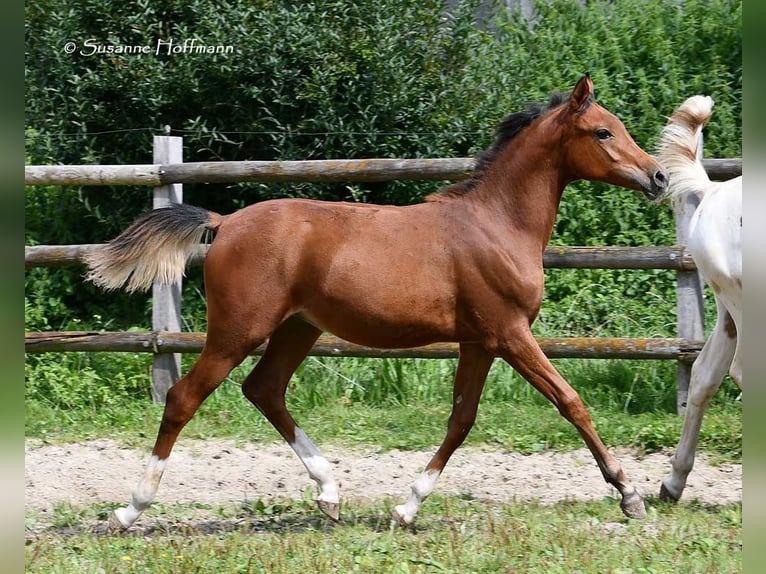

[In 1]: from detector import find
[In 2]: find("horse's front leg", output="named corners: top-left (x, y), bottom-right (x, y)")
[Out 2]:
top-left (488, 325), bottom-right (646, 519)
top-left (660, 304), bottom-right (736, 501)
top-left (393, 343), bottom-right (494, 526)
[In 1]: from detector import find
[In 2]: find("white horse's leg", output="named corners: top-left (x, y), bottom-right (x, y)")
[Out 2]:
top-left (660, 301), bottom-right (736, 501)
top-left (727, 307), bottom-right (742, 388)
top-left (729, 337), bottom-right (742, 388)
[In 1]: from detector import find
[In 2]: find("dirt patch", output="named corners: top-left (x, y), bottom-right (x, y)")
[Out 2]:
top-left (25, 438), bottom-right (741, 517)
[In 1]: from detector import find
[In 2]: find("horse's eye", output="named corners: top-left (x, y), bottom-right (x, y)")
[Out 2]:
top-left (596, 129), bottom-right (613, 140)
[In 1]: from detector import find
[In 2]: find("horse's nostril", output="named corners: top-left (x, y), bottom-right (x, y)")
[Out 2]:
top-left (654, 170), bottom-right (668, 187)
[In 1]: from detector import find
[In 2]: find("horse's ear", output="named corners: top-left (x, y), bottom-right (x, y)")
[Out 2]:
top-left (570, 73), bottom-right (594, 113)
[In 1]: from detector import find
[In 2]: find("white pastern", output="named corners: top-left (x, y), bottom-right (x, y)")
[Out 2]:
top-left (290, 428), bottom-right (340, 504)
top-left (113, 455), bottom-right (167, 528)
top-left (394, 468), bottom-right (441, 524)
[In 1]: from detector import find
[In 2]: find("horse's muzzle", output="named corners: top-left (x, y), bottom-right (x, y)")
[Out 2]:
top-left (642, 169), bottom-right (668, 201)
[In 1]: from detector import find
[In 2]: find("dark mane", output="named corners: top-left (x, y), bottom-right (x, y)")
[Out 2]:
top-left (426, 91), bottom-right (572, 202)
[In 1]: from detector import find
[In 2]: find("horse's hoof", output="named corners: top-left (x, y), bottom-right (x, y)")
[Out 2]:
top-left (391, 506), bottom-right (411, 528)
top-left (659, 482), bottom-right (680, 503)
top-left (620, 491), bottom-right (646, 519)
top-left (317, 500), bottom-right (340, 521)
top-left (107, 510), bottom-right (129, 532)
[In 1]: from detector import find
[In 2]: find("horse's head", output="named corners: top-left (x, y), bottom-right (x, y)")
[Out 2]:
top-left (556, 74), bottom-right (667, 200)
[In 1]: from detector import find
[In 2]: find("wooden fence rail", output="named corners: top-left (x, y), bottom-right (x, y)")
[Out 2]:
top-left (24, 331), bottom-right (703, 362)
top-left (24, 157), bottom-right (741, 186)
top-left (25, 244), bottom-right (697, 271)
top-left (25, 139), bottom-right (742, 410)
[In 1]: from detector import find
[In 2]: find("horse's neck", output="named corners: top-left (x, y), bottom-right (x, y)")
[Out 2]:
top-left (470, 146), bottom-right (566, 249)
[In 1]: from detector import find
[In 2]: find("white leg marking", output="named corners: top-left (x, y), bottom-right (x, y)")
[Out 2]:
top-left (394, 468), bottom-right (441, 525)
top-left (112, 455), bottom-right (167, 528)
top-left (289, 427), bottom-right (339, 504)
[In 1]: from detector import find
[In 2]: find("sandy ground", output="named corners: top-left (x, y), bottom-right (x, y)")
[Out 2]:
top-left (25, 437), bottom-right (741, 523)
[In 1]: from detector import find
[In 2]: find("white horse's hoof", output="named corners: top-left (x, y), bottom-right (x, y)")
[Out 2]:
top-left (659, 481), bottom-right (681, 502)
top-left (107, 510), bottom-right (130, 532)
top-left (391, 506), bottom-right (411, 527)
top-left (316, 499), bottom-right (340, 521)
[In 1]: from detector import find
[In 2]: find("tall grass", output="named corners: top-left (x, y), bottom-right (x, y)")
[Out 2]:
top-left (24, 349), bottom-right (742, 461)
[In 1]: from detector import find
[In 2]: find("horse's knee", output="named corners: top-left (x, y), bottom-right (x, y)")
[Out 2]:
top-left (687, 382), bottom-right (717, 408)
top-left (687, 360), bottom-right (725, 406)
top-left (729, 366), bottom-right (742, 388)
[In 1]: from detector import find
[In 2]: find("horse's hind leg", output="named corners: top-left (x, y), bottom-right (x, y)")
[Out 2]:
top-left (240, 317), bottom-right (341, 519)
top-left (393, 343), bottom-right (494, 526)
top-left (108, 339), bottom-right (255, 531)
top-left (660, 301), bottom-right (736, 502)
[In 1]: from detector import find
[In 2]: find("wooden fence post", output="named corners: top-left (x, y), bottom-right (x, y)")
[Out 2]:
top-left (673, 135), bottom-right (705, 416)
top-left (151, 130), bottom-right (183, 403)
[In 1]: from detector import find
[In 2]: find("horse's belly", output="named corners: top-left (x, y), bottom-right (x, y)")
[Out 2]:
top-left (294, 237), bottom-right (464, 347)
top-left (298, 298), bottom-right (462, 350)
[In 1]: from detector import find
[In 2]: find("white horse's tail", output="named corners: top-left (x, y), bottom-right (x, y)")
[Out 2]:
top-left (655, 95), bottom-right (715, 208)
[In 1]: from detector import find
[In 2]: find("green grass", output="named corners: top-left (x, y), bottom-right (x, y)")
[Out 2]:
top-left (24, 352), bottom-right (742, 573)
top-left (25, 497), bottom-right (741, 573)
top-left (24, 352), bottom-right (742, 462)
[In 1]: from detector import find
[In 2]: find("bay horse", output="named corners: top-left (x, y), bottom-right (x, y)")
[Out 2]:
top-left (85, 74), bottom-right (667, 530)
top-left (655, 95), bottom-right (742, 502)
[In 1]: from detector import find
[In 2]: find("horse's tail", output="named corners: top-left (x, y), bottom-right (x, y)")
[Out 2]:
top-left (655, 95), bottom-right (715, 207)
top-left (84, 203), bottom-right (224, 293)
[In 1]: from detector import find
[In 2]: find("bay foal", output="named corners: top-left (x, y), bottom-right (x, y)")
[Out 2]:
top-left (86, 74), bottom-right (667, 529)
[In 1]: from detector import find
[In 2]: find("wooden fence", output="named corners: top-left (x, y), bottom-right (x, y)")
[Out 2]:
top-left (24, 135), bottom-right (742, 411)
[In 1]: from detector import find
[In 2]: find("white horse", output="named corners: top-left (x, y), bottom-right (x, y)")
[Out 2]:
top-left (655, 95), bottom-right (742, 502)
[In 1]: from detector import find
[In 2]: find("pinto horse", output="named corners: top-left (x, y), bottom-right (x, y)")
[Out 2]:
top-left (86, 74), bottom-right (667, 530)
top-left (655, 95), bottom-right (742, 502)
